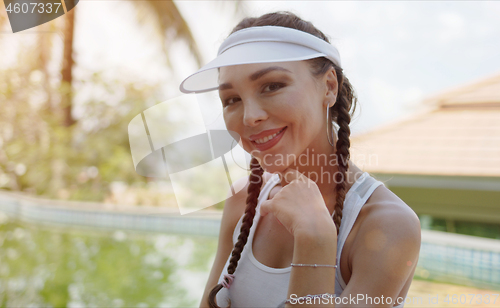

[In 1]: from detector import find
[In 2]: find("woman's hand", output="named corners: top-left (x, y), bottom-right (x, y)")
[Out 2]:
top-left (260, 168), bottom-right (337, 238)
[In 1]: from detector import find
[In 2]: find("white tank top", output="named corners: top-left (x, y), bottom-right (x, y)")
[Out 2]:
top-left (216, 172), bottom-right (405, 308)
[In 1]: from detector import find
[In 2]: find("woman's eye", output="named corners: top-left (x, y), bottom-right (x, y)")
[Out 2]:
top-left (222, 83), bottom-right (285, 106)
top-left (223, 97), bottom-right (240, 106)
top-left (263, 82), bottom-right (285, 92)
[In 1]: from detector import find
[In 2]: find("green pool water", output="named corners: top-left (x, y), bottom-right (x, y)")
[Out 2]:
top-left (0, 211), bottom-right (217, 307)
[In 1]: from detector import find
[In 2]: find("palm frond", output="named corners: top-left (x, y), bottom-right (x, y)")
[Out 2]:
top-left (131, 0), bottom-right (203, 69)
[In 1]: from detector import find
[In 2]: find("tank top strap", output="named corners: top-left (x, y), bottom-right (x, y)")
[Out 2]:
top-left (255, 173), bottom-right (281, 216)
top-left (335, 172), bottom-right (385, 288)
top-left (232, 173), bottom-right (281, 245)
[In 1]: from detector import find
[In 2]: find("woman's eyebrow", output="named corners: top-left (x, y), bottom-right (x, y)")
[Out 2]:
top-left (219, 66), bottom-right (292, 91)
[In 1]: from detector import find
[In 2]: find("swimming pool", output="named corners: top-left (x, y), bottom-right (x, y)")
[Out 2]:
top-left (0, 212), bottom-right (217, 307)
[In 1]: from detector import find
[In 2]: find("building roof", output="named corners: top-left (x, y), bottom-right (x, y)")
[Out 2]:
top-left (351, 73), bottom-right (500, 177)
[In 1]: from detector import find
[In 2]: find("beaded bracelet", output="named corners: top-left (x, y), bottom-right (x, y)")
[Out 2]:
top-left (291, 263), bottom-right (337, 268)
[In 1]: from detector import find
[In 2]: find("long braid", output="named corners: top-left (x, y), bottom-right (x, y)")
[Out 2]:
top-left (331, 69), bottom-right (355, 235)
top-left (208, 157), bottom-right (264, 308)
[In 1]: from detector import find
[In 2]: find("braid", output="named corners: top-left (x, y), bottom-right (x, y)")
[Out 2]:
top-left (208, 157), bottom-right (264, 308)
top-left (331, 69), bottom-right (355, 235)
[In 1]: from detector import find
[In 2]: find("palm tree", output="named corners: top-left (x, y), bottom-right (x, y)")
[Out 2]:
top-left (60, 1), bottom-right (205, 127)
top-left (61, 6), bottom-right (76, 127)
top-left (51, 0), bottom-right (245, 127)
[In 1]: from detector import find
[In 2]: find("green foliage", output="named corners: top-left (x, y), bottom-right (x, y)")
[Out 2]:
top-left (0, 63), bottom-right (171, 202)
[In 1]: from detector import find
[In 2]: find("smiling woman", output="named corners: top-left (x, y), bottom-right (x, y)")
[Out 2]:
top-left (180, 11), bottom-right (421, 308)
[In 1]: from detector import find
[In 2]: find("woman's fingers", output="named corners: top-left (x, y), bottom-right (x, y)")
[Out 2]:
top-left (260, 199), bottom-right (271, 217)
top-left (259, 168), bottom-right (326, 236)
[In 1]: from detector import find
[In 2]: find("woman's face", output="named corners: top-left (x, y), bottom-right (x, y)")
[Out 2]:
top-left (219, 61), bottom-right (337, 173)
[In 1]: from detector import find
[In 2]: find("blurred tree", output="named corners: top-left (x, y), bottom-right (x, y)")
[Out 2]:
top-left (0, 0), bottom-right (246, 203)
top-left (0, 63), bottom-right (162, 200)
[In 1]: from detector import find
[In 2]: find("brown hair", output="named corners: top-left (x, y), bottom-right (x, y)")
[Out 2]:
top-left (209, 11), bottom-right (357, 308)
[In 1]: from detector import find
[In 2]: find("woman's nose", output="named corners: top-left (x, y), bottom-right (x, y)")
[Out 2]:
top-left (243, 100), bottom-right (268, 127)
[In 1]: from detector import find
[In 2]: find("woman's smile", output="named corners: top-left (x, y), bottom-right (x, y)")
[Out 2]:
top-left (251, 126), bottom-right (287, 151)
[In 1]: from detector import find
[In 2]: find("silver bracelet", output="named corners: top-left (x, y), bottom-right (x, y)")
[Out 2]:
top-left (291, 263), bottom-right (337, 268)
top-left (284, 293), bottom-right (336, 304)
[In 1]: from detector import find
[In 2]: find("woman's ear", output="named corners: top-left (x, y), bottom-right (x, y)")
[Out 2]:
top-left (324, 67), bottom-right (339, 108)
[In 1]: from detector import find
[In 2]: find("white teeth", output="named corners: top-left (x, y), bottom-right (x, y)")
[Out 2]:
top-left (254, 128), bottom-right (284, 144)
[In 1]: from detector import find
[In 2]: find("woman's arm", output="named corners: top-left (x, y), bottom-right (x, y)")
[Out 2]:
top-left (338, 201), bottom-right (421, 307)
top-left (286, 217), bottom-right (338, 307)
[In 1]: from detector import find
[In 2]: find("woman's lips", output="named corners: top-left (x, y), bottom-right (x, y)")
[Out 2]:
top-left (249, 126), bottom-right (286, 141)
top-left (251, 126), bottom-right (287, 151)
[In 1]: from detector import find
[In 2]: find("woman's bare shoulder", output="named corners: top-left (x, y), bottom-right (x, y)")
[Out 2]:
top-left (365, 184), bottom-right (419, 222)
top-left (343, 184), bottom-right (421, 299)
top-left (354, 184), bottom-right (421, 251)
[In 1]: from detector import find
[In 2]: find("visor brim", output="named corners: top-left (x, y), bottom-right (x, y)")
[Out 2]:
top-left (180, 41), bottom-right (327, 94)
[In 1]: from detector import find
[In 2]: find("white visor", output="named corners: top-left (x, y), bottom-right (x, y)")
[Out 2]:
top-left (179, 25), bottom-right (342, 94)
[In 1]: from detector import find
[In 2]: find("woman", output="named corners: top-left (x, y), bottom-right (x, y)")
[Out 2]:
top-left (180, 11), bottom-right (421, 308)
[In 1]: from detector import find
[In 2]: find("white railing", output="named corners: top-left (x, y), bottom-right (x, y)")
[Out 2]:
top-left (0, 190), bottom-right (221, 236)
top-left (416, 229), bottom-right (500, 290)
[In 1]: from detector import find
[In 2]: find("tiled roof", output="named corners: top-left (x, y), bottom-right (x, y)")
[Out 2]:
top-left (351, 73), bottom-right (500, 177)
top-left (423, 73), bottom-right (500, 107)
